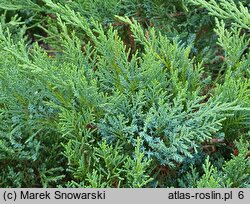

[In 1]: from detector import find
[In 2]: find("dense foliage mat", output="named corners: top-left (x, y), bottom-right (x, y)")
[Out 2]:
top-left (0, 0), bottom-right (249, 187)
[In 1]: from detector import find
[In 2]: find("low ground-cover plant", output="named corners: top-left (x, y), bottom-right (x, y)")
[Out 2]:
top-left (0, 0), bottom-right (249, 187)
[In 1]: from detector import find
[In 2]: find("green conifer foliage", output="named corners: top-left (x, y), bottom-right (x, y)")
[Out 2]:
top-left (0, 0), bottom-right (249, 187)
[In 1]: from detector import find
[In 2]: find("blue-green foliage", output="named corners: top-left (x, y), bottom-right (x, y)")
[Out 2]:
top-left (179, 138), bottom-right (250, 188)
top-left (0, 0), bottom-right (249, 187)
